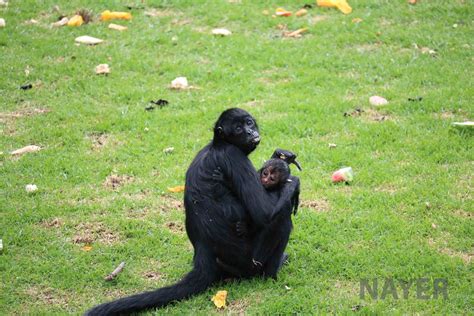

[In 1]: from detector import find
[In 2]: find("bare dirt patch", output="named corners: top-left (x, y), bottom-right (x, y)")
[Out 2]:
top-left (72, 222), bottom-right (120, 245)
top-left (452, 209), bottom-right (473, 219)
top-left (0, 107), bottom-right (50, 120)
top-left (103, 174), bottom-right (133, 190)
top-left (41, 217), bottom-right (62, 228)
top-left (24, 286), bottom-right (69, 307)
top-left (165, 221), bottom-right (184, 234)
top-left (143, 271), bottom-right (165, 282)
top-left (160, 195), bottom-right (184, 211)
top-left (88, 132), bottom-right (109, 150)
top-left (363, 108), bottom-right (391, 122)
top-left (228, 298), bottom-right (250, 314)
top-left (301, 199), bottom-right (330, 212)
top-left (428, 238), bottom-right (472, 264)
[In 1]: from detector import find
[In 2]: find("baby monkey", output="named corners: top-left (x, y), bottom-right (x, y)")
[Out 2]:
top-left (260, 149), bottom-right (302, 191)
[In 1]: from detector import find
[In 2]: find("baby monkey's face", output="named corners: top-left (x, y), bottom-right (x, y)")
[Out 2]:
top-left (260, 166), bottom-right (282, 190)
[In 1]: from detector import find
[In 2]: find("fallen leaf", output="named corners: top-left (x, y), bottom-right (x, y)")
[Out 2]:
top-left (11, 145), bottom-right (41, 155)
top-left (211, 290), bottom-right (227, 309)
top-left (211, 28), bottom-right (232, 36)
top-left (108, 23), bottom-right (127, 31)
top-left (95, 64), bottom-right (110, 75)
top-left (352, 18), bottom-right (363, 23)
top-left (75, 36), bottom-right (103, 45)
top-left (369, 95), bottom-right (388, 106)
top-left (82, 245), bottom-right (93, 251)
top-left (168, 186), bottom-right (185, 193)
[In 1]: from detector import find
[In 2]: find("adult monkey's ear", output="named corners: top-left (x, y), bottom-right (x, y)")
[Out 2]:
top-left (216, 126), bottom-right (224, 138)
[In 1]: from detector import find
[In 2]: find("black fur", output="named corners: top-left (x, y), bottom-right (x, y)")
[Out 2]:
top-left (85, 108), bottom-right (299, 315)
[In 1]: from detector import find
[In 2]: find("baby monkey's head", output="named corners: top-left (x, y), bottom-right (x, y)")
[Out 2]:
top-left (260, 158), bottom-right (290, 190)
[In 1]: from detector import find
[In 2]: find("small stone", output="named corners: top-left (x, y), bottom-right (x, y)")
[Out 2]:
top-left (25, 184), bottom-right (38, 193)
top-left (369, 95), bottom-right (388, 106)
top-left (431, 223), bottom-right (437, 229)
top-left (75, 35), bottom-right (103, 45)
top-left (95, 64), bottom-right (110, 74)
top-left (328, 143), bottom-right (337, 149)
top-left (163, 147), bottom-right (174, 154)
top-left (211, 28), bottom-right (232, 36)
top-left (170, 77), bottom-right (189, 89)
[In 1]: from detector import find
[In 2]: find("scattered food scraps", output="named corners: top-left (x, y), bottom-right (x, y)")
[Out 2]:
top-left (104, 262), bottom-right (126, 281)
top-left (295, 9), bottom-right (308, 17)
top-left (100, 10), bottom-right (132, 21)
top-left (408, 0), bottom-right (417, 4)
top-left (284, 28), bottom-right (308, 38)
top-left (25, 184), bottom-right (38, 193)
top-left (20, 83), bottom-right (33, 90)
top-left (163, 147), bottom-right (174, 154)
top-left (75, 35), bottom-right (103, 45)
top-left (0, 18), bottom-right (5, 28)
top-left (67, 14), bottom-right (84, 26)
top-left (317, 0), bottom-right (352, 15)
top-left (52, 17), bottom-right (68, 27)
top-left (352, 18), bottom-right (363, 23)
top-left (328, 143), bottom-right (337, 148)
top-left (168, 186), bottom-right (185, 193)
top-left (211, 290), bottom-right (227, 309)
top-left (332, 167), bottom-right (354, 183)
top-left (369, 95), bottom-right (388, 106)
top-left (285, 285), bottom-right (291, 290)
top-left (211, 28), bottom-right (232, 36)
top-left (95, 64), bottom-right (110, 75)
top-left (408, 96), bottom-right (423, 102)
top-left (11, 145), bottom-right (41, 155)
top-left (275, 8), bottom-right (292, 17)
top-left (108, 23), bottom-right (127, 31)
top-left (170, 77), bottom-right (189, 89)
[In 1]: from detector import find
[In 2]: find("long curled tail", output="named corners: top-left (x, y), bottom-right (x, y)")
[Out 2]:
top-left (85, 248), bottom-right (218, 315)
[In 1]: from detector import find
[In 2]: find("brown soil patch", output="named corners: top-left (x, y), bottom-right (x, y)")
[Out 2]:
top-left (160, 195), bottom-right (184, 211)
top-left (143, 271), bottom-right (164, 282)
top-left (24, 286), bottom-right (69, 307)
top-left (0, 107), bottom-right (50, 120)
top-left (363, 108), bottom-right (390, 122)
top-left (228, 298), bottom-right (250, 314)
top-left (72, 222), bottom-right (120, 245)
top-left (41, 217), bottom-right (62, 228)
top-left (310, 15), bottom-right (329, 24)
top-left (145, 9), bottom-right (180, 18)
top-left (301, 199), bottom-right (330, 212)
top-left (165, 221), bottom-right (184, 233)
top-left (88, 132), bottom-right (108, 150)
top-left (428, 238), bottom-right (473, 264)
top-left (103, 174), bottom-right (133, 190)
top-left (452, 210), bottom-right (473, 219)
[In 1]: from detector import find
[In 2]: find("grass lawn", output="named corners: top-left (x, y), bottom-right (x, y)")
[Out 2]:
top-left (1, 0), bottom-right (472, 314)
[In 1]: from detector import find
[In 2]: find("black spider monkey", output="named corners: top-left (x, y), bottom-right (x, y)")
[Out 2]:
top-left (85, 108), bottom-right (300, 315)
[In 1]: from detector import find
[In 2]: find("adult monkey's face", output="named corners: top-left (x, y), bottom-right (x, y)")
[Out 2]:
top-left (214, 108), bottom-right (261, 155)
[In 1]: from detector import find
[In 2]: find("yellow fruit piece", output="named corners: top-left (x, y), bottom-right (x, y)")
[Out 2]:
top-left (317, 0), bottom-right (352, 14)
top-left (82, 245), bottom-right (93, 251)
top-left (100, 10), bottom-right (132, 21)
top-left (211, 290), bottom-right (227, 309)
top-left (168, 185), bottom-right (185, 193)
top-left (67, 15), bottom-right (84, 26)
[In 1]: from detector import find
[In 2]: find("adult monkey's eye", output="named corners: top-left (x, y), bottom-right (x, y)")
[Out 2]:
top-left (246, 119), bottom-right (254, 126)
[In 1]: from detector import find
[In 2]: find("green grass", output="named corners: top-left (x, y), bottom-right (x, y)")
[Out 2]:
top-left (1, 0), bottom-right (472, 314)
